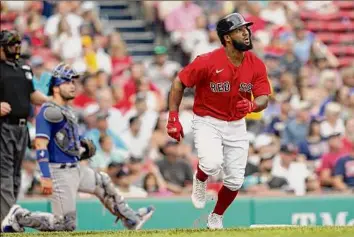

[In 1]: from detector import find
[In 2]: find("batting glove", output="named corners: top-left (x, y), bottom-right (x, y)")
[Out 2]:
top-left (167, 111), bottom-right (184, 142)
top-left (236, 99), bottom-right (257, 115)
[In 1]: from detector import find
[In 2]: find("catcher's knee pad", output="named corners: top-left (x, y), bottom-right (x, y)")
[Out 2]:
top-left (223, 177), bottom-right (244, 191)
top-left (63, 212), bottom-right (76, 231)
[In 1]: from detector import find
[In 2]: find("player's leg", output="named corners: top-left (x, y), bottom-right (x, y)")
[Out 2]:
top-left (0, 124), bottom-right (16, 223)
top-left (77, 165), bottom-right (154, 230)
top-left (1, 165), bottom-right (81, 232)
top-left (192, 115), bottom-right (224, 209)
top-left (207, 119), bottom-right (249, 229)
top-left (1, 204), bottom-right (69, 232)
top-left (49, 165), bottom-right (80, 231)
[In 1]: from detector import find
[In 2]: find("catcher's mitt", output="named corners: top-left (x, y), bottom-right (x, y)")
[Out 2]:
top-left (80, 138), bottom-right (96, 160)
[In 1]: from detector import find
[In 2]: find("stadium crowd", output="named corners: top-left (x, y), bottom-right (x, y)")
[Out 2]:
top-left (1, 1), bottom-right (353, 199)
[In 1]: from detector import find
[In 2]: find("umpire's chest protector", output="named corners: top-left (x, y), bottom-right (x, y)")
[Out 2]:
top-left (43, 102), bottom-right (81, 157)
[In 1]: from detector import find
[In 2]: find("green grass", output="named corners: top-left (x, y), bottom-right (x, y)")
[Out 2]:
top-left (2, 227), bottom-right (354, 237)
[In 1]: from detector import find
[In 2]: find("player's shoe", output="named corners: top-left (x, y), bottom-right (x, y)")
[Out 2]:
top-left (191, 173), bottom-right (207, 209)
top-left (1, 205), bottom-right (25, 232)
top-left (207, 212), bottom-right (223, 230)
top-left (122, 206), bottom-right (155, 230)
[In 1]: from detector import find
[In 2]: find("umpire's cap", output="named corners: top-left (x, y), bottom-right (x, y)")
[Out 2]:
top-left (0, 30), bottom-right (21, 47)
top-left (216, 13), bottom-right (253, 38)
top-left (48, 63), bottom-right (80, 95)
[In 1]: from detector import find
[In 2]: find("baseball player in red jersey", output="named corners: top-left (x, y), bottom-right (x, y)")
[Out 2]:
top-left (167, 13), bottom-right (271, 229)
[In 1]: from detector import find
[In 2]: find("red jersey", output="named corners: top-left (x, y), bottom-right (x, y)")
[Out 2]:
top-left (178, 47), bottom-right (271, 121)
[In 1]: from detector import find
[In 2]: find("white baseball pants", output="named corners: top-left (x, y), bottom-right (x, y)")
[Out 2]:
top-left (192, 114), bottom-right (249, 191)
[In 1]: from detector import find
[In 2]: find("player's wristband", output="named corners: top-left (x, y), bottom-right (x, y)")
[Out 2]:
top-left (168, 111), bottom-right (179, 122)
top-left (36, 149), bottom-right (51, 178)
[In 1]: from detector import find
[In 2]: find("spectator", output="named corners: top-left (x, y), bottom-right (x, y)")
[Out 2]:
top-left (320, 102), bottom-right (345, 138)
top-left (298, 119), bottom-right (328, 166)
top-left (123, 62), bottom-right (160, 104)
top-left (123, 93), bottom-right (159, 143)
top-left (144, 46), bottom-right (181, 100)
top-left (333, 153), bottom-right (354, 191)
top-left (79, 1), bottom-right (102, 36)
top-left (265, 96), bottom-right (291, 137)
top-left (243, 156), bottom-right (288, 195)
top-left (318, 133), bottom-right (350, 188)
top-left (73, 73), bottom-right (97, 108)
top-left (95, 88), bottom-right (125, 135)
top-left (121, 116), bottom-right (149, 159)
top-left (84, 111), bottom-right (127, 151)
top-left (189, 24), bottom-right (220, 62)
top-left (281, 101), bottom-right (312, 145)
top-left (272, 144), bottom-right (311, 195)
top-left (156, 141), bottom-right (193, 195)
top-left (280, 39), bottom-right (302, 77)
top-left (110, 42), bottom-right (133, 81)
top-left (260, 2), bottom-right (288, 26)
top-left (291, 20), bottom-right (315, 65)
top-left (149, 113), bottom-right (170, 161)
top-left (89, 135), bottom-right (129, 172)
top-left (51, 17), bottom-right (82, 61)
top-left (30, 56), bottom-right (51, 95)
top-left (180, 15), bottom-right (208, 56)
top-left (114, 168), bottom-right (148, 198)
top-left (44, 2), bottom-right (83, 41)
top-left (143, 171), bottom-right (173, 197)
top-left (95, 70), bottom-right (110, 89)
top-left (342, 118), bottom-right (354, 151)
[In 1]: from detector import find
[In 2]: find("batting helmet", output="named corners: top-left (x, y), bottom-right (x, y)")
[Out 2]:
top-left (216, 13), bottom-right (253, 39)
top-left (48, 63), bottom-right (79, 95)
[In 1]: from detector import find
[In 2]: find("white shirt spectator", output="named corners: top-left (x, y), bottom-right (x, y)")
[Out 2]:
top-left (45, 13), bottom-right (83, 39)
top-left (121, 129), bottom-right (149, 159)
top-left (260, 4), bottom-right (287, 26)
top-left (96, 48), bottom-right (112, 75)
top-left (320, 119), bottom-right (345, 138)
top-left (123, 109), bottom-right (158, 142)
top-left (181, 29), bottom-right (209, 54)
top-left (52, 33), bottom-right (82, 60)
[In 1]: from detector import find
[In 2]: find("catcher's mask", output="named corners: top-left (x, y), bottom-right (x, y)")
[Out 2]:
top-left (0, 30), bottom-right (22, 61)
top-left (48, 63), bottom-right (80, 96)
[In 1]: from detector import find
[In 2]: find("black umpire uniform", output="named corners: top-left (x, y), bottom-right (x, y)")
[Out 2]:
top-left (0, 30), bottom-right (35, 222)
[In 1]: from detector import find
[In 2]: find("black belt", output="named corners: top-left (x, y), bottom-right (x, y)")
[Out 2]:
top-left (59, 163), bottom-right (78, 169)
top-left (1, 117), bottom-right (27, 127)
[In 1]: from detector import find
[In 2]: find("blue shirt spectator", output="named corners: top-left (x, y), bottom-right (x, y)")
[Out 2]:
top-left (333, 155), bottom-right (354, 188)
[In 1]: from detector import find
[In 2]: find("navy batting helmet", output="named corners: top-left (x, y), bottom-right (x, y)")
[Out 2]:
top-left (216, 13), bottom-right (253, 41)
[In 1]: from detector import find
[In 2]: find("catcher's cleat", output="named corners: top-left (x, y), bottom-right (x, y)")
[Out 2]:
top-left (1, 205), bottom-right (25, 232)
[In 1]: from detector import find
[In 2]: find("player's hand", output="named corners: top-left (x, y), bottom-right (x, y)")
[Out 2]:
top-left (236, 98), bottom-right (257, 115)
top-left (40, 177), bottom-right (53, 195)
top-left (0, 102), bottom-right (11, 116)
top-left (167, 111), bottom-right (184, 142)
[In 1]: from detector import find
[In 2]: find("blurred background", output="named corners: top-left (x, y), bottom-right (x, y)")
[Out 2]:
top-left (1, 0), bottom-right (353, 201)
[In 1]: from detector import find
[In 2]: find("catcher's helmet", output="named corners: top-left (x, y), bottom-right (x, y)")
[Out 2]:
top-left (216, 13), bottom-right (253, 39)
top-left (48, 63), bottom-right (79, 95)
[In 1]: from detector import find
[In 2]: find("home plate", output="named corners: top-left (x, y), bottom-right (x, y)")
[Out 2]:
top-left (250, 224), bottom-right (300, 228)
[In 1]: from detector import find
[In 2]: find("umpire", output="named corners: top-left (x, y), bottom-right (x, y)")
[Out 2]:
top-left (0, 30), bottom-right (48, 222)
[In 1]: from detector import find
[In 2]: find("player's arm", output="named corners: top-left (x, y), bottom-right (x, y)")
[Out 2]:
top-left (168, 77), bottom-right (186, 112)
top-left (252, 95), bottom-right (269, 113)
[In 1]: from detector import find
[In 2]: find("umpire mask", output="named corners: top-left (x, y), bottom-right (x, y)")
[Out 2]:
top-left (0, 30), bottom-right (22, 61)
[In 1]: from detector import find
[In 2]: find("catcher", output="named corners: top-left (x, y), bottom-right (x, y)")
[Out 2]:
top-left (1, 63), bottom-right (154, 233)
